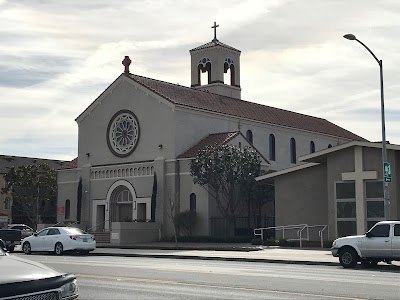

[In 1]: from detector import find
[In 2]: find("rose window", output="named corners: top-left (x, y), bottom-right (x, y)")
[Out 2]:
top-left (107, 110), bottom-right (139, 157)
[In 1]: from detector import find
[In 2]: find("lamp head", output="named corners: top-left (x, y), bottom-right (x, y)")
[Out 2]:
top-left (343, 34), bottom-right (356, 40)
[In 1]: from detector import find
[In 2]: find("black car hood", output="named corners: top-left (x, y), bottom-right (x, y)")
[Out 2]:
top-left (0, 254), bottom-right (62, 284)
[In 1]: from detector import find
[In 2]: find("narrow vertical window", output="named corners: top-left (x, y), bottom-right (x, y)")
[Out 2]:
top-left (190, 193), bottom-right (196, 212)
top-left (65, 199), bottom-right (71, 220)
top-left (269, 134), bottom-right (276, 161)
top-left (290, 138), bottom-right (296, 164)
top-left (310, 141), bottom-right (315, 153)
top-left (246, 130), bottom-right (253, 144)
top-left (4, 197), bottom-right (11, 210)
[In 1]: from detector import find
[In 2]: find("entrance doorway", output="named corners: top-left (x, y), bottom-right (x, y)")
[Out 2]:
top-left (110, 186), bottom-right (134, 222)
top-left (96, 205), bottom-right (105, 231)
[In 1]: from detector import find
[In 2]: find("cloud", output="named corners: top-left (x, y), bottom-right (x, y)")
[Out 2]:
top-left (0, 0), bottom-right (399, 160)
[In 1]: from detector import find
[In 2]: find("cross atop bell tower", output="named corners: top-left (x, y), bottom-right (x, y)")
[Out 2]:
top-left (211, 21), bottom-right (219, 42)
top-left (189, 23), bottom-right (242, 99)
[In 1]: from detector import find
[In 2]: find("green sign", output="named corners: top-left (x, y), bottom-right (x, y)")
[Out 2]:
top-left (384, 162), bottom-right (391, 183)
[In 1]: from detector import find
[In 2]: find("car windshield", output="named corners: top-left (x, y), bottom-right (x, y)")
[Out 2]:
top-left (64, 228), bottom-right (86, 235)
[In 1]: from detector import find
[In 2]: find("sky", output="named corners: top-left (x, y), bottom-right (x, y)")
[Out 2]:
top-left (0, 0), bottom-right (399, 161)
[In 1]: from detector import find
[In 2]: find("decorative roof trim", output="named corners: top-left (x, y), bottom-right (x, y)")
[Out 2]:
top-left (256, 163), bottom-right (320, 182)
top-left (190, 40), bottom-right (241, 52)
top-left (300, 141), bottom-right (400, 163)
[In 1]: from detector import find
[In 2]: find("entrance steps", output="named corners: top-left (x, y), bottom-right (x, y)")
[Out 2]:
top-left (92, 231), bottom-right (111, 244)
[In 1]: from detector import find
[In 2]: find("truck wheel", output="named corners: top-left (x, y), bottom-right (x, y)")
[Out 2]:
top-left (339, 248), bottom-right (358, 268)
top-left (23, 242), bottom-right (32, 254)
top-left (6, 245), bottom-right (15, 252)
top-left (54, 242), bottom-right (63, 256)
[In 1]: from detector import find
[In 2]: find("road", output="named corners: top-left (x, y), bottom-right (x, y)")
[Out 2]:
top-left (16, 253), bottom-right (400, 300)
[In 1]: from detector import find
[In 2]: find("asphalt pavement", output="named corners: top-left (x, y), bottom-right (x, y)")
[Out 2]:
top-left (14, 242), bottom-right (400, 266)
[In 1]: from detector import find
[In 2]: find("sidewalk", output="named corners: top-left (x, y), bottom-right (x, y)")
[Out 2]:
top-left (92, 243), bottom-right (340, 266)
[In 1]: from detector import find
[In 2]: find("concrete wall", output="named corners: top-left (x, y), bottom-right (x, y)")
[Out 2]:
top-left (275, 164), bottom-right (328, 239)
top-left (110, 221), bottom-right (161, 245)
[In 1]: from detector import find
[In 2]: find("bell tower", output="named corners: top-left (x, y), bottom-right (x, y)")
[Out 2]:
top-left (190, 22), bottom-right (241, 99)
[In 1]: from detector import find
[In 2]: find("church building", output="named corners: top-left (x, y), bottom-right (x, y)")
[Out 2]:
top-left (57, 25), bottom-right (364, 244)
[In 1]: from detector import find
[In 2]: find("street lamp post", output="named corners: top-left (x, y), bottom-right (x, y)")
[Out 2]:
top-left (344, 34), bottom-right (390, 220)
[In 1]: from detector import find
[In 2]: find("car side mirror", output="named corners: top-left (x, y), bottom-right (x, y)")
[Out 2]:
top-left (33, 233), bottom-right (38, 237)
top-left (366, 232), bottom-right (372, 238)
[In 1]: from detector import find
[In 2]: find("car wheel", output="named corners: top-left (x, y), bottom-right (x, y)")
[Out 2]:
top-left (23, 242), bottom-right (32, 255)
top-left (54, 242), bottom-right (63, 256)
top-left (6, 245), bottom-right (15, 252)
top-left (339, 247), bottom-right (358, 268)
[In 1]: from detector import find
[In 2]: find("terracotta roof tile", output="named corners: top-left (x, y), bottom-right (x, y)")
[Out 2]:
top-left (178, 132), bottom-right (240, 159)
top-left (60, 157), bottom-right (78, 170)
top-left (127, 74), bottom-right (365, 141)
top-left (190, 40), bottom-right (240, 52)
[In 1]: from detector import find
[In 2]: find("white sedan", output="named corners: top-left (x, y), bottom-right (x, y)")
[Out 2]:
top-left (21, 227), bottom-right (96, 255)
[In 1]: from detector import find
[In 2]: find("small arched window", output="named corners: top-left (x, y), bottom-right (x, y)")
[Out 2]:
top-left (290, 138), bottom-right (297, 164)
top-left (246, 130), bottom-right (253, 144)
top-left (65, 199), bottom-right (71, 220)
top-left (269, 134), bottom-right (276, 161)
top-left (310, 141), bottom-right (315, 153)
top-left (328, 144), bottom-right (332, 148)
top-left (190, 193), bottom-right (196, 212)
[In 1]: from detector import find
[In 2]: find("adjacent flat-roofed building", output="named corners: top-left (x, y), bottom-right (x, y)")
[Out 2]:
top-left (257, 141), bottom-right (400, 240)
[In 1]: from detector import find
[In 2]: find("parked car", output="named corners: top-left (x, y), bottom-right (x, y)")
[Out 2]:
top-left (0, 229), bottom-right (21, 252)
top-left (0, 239), bottom-right (78, 299)
top-left (331, 220), bottom-right (400, 268)
top-left (22, 227), bottom-right (96, 255)
top-left (7, 224), bottom-right (34, 239)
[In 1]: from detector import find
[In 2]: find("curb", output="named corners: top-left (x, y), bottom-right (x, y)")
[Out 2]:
top-left (96, 245), bottom-right (262, 252)
top-left (90, 252), bottom-right (340, 267)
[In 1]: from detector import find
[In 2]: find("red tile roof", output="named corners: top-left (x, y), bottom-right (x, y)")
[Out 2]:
top-left (190, 40), bottom-right (240, 52)
top-left (179, 132), bottom-right (240, 159)
top-left (127, 74), bottom-right (365, 141)
top-left (60, 157), bottom-right (78, 170)
top-left (0, 155), bottom-right (65, 173)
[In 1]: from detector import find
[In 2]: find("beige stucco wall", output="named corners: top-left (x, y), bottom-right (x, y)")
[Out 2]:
top-left (175, 107), bottom-right (347, 171)
top-left (275, 164), bottom-right (328, 232)
top-left (77, 78), bottom-right (175, 168)
top-left (57, 169), bottom-right (80, 223)
top-left (0, 175), bottom-right (11, 224)
top-left (190, 46), bottom-right (241, 87)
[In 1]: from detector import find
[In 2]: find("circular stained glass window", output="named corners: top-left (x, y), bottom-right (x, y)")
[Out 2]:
top-left (107, 110), bottom-right (140, 157)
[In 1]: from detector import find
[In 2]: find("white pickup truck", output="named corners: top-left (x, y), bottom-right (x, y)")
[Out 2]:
top-left (331, 221), bottom-right (400, 268)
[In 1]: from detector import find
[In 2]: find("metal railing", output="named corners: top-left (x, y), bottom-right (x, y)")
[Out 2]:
top-left (254, 224), bottom-right (328, 248)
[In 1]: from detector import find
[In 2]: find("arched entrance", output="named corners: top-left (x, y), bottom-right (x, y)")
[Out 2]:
top-left (104, 180), bottom-right (137, 230)
top-left (110, 185), bottom-right (133, 222)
